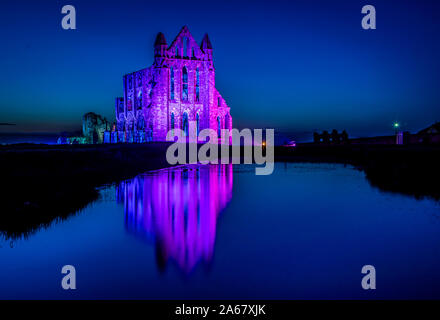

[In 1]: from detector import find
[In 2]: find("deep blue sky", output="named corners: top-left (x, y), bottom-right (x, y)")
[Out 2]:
top-left (0, 0), bottom-right (439, 137)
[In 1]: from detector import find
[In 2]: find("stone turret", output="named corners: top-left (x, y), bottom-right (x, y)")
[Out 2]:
top-left (201, 34), bottom-right (213, 60)
top-left (154, 32), bottom-right (167, 57)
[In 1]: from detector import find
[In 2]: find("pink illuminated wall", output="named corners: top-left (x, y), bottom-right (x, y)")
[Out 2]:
top-left (115, 26), bottom-right (232, 142)
top-left (116, 164), bottom-right (233, 273)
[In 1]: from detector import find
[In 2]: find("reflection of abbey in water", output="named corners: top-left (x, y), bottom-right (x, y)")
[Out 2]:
top-left (116, 164), bottom-right (233, 273)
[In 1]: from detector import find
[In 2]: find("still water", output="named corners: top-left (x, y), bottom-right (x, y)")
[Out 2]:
top-left (1, 163), bottom-right (440, 299)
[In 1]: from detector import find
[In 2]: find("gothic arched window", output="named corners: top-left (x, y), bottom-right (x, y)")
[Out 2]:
top-left (183, 37), bottom-right (188, 57)
top-left (148, 123), bottom-right (153, 142)
top-left (196, 113), bottom-right (200, 136)
top-left (182, 67), bottom-right (188, 101)
top-left (118, 99), bottom-right (124, 114)
top-left (225, 113), bottom-right (230, 130)
top-left (171, 113), bottom-right (175, 129)
top-left (182, 112), bottom-right (189, 136)
top-left (137, 116), bottom-right (145, 131)
top-left (170, 67), bottom-right (175, 100)
top-left (195, 68), bottom-right (200, 102)
top-left (137, 72), bottom-right (143, 87)
top-left (136, 89), bottom-right (142, 110)
top-left (217, 116), bottom-right (221, 138)
top-left (127, 95), bottom-right (132, 111)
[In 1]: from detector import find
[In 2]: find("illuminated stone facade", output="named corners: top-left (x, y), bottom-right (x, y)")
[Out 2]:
top-left (115, 26), bottom-right (232, 143)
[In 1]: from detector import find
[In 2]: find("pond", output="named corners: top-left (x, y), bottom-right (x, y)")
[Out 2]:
top-left (1, 163), bottom-right (440, 299)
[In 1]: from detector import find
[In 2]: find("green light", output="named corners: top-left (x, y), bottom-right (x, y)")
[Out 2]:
top-left (393, 122), bottom-right (400, 128)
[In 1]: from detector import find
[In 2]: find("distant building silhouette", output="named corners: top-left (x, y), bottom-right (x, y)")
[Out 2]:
top-left (416, 122), bottom-right (440, 144)
top-left (310, 122), bottom-right (440, 146)
top-left (418, 122), bottom-right (440, 134)
top-left (314, 130), bottom-right (348, 144)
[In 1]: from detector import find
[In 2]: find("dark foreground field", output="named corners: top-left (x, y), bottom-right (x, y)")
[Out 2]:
top-left (1, 142), bottom-right (439, 239)
top-left (0, 143), bottom-right (172, 239)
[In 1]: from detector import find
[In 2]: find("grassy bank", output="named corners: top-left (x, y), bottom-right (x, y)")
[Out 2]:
top-left (0, 143), bottom-right (172, 239)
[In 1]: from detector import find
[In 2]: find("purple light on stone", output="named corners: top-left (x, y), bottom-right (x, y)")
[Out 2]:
top-left (116, 164), bottom-right (233, 273)
top-left (115, 26), bottom-right (232, 143)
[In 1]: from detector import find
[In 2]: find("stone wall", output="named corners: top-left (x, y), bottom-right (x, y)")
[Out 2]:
top-left (82, 112), bottom-right (111, 144)
top-left (115, 26), bottom-right (232, 142)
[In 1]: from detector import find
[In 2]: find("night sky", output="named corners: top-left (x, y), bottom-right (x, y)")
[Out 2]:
top-left (0, 0), bottom-right (439, 138)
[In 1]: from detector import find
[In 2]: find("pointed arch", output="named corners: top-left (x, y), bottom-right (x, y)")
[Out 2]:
top-left (195, 68), bottom-right (200, 102)
top-left (171, 112), bottom-right (175, 129)
top-left (170, 67), bottom-right (175, 100)
top-left (137, 116), bottom-right (145, 131)
top-left (196, 113), bottom-right (200, 136)
top-left (217, 116), bottom-right (221, 138)
top-left (182, 112), bottom-right (189, 136)
top-left (170, 112), bottom-right (175, 136)
top-left (183, 37), bottom-right (188, 57)
top-left (182, 67), bottom-right (188, 101)
top-left (136, 89), bottom-right (142, 110)
top-left (147, 122), bottom-right (153, 142)
top-left (225, 113), bottom-right (230, 130)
